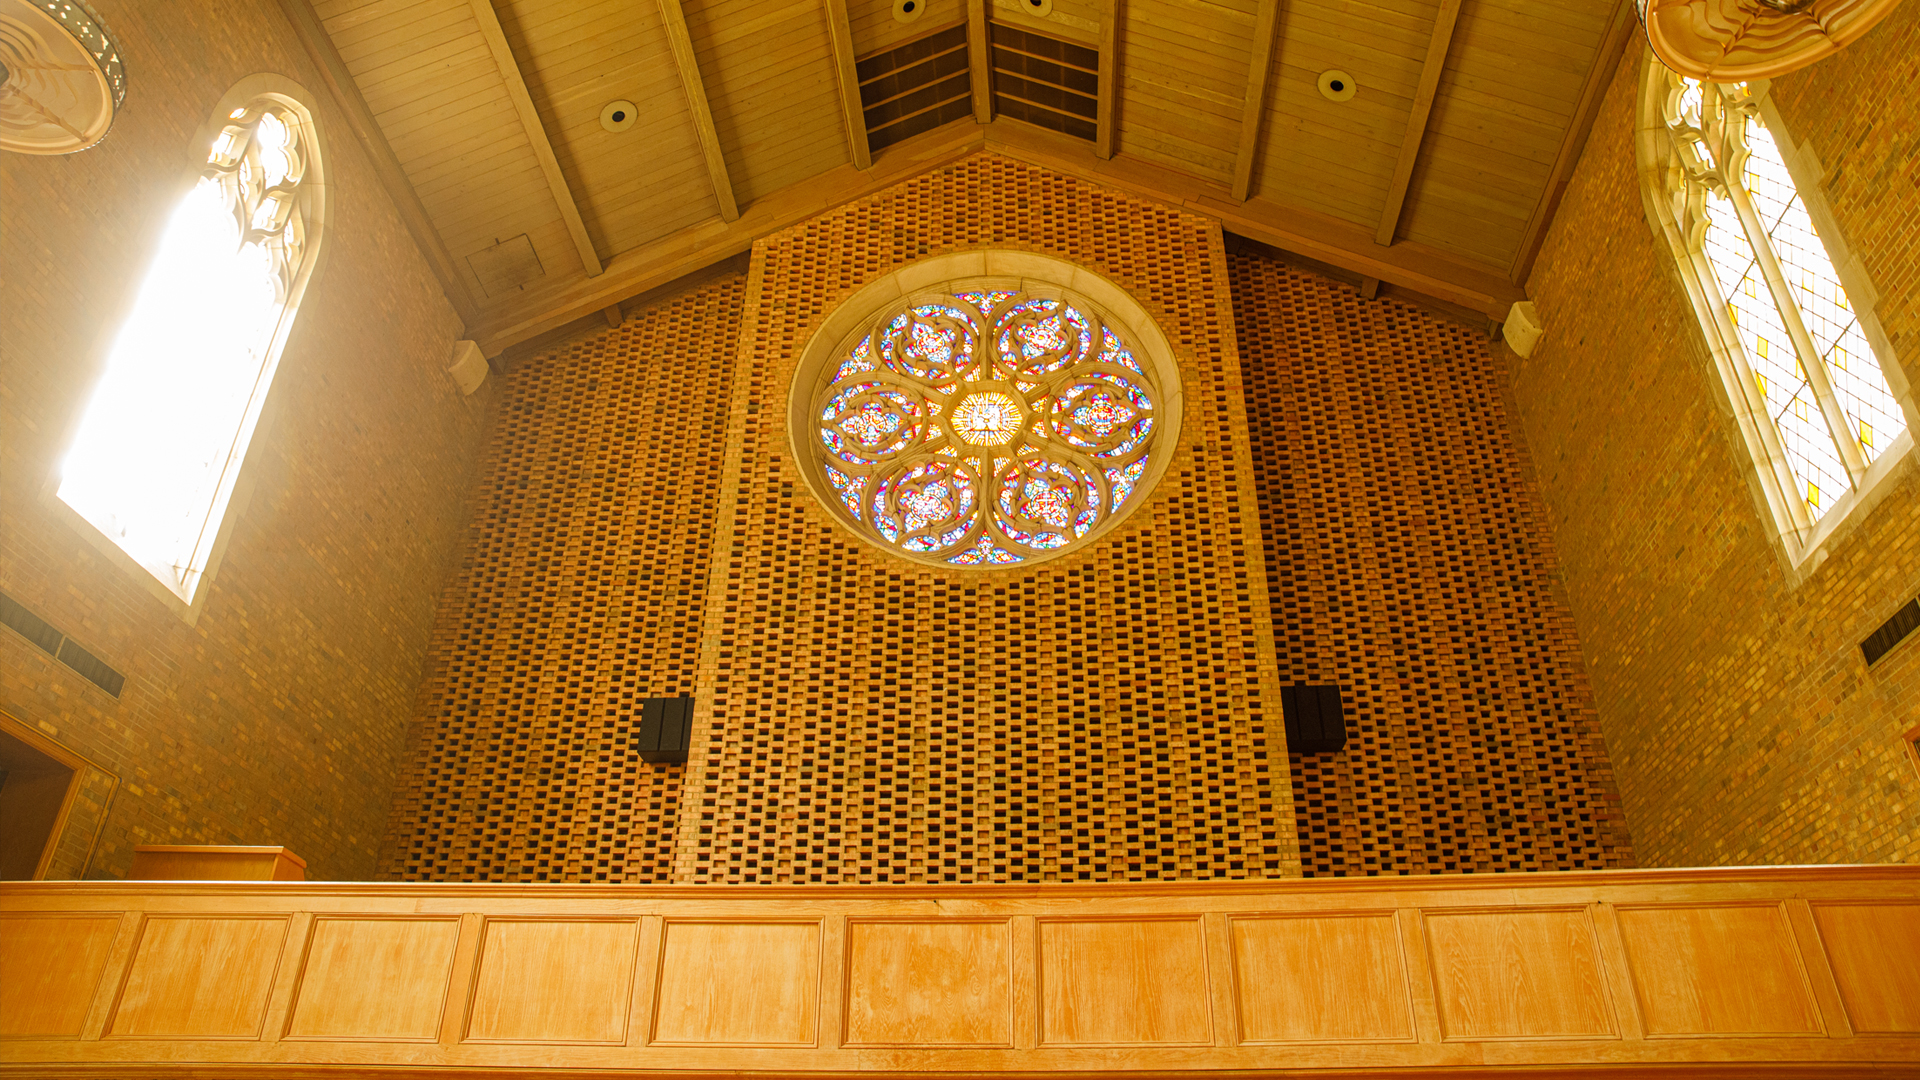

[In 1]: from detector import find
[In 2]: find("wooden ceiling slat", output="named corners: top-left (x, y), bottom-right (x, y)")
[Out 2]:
top-left (659, 0), bottom-right (743, 221)
top-left (827, 0), bottom-right (876, 168)
top-left (1094, 0), bottom-right (1118, 158)
top-left (968, 0), bottom-right (993, 120)
top-left (1230, 0), bottom-right (1279, 200)
top-left (1375, 0), bottom-right (1460, 245)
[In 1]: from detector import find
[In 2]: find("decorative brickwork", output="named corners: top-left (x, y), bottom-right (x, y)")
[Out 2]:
top-left (0, 1), bottom-right (483, 879)
top-left (676, 155), bottom-right (1299, 883)
top-left (1515, 26), bottom-right (1920, 866)
top-left (1231, 251), bottom-right (1637, 876)
top-left (379, 277), bottom-right (747, 881)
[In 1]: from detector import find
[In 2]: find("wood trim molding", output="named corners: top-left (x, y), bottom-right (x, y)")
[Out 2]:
top-left (825, 0), bottom-right (872, 170)
top-left (968, 0), bottom-right (993, 123)
top-left (1230, 0), bottom-right (1281, 202)
top-left (465, 0), bottom-right (604, 277)
top-left (273, 0), bottom-right (479, 324)
top-left (1375, 0), bottom-right (1462, 246)
top-left (658, 0), bottom-right (741, 223)
top-left (1509, 0), bottom-right (1639, 285)
top-left (1094, 0), bottom-right (1121, 159)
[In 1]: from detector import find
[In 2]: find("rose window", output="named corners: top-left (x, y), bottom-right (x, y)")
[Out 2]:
top-left (807, 285), bottom-right (1166, 566)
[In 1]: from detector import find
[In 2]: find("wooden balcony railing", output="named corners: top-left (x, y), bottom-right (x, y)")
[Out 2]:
top-left (3, 865), bottom-right (1918, 1076)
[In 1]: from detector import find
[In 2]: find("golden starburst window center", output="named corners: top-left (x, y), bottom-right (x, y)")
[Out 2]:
top-left (948, 391), bottom-right (1024, 446)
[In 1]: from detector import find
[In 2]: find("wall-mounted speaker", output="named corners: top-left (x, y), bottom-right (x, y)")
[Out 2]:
top-left (1281, 685), bottom-right (1347, 754)
top-left (636, 695), bottom-right (693, 763)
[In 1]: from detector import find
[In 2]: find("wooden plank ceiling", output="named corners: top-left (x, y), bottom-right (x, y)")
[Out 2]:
top-left (301, 0), bottom-right (1633, 353)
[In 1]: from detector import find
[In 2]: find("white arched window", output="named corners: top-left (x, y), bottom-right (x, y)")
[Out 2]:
top-left (1638, 60), bottom-right (1914, 566)
top-left (57, 79), bottom-right (326, 607)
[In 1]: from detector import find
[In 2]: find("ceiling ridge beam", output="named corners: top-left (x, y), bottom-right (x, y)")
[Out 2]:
top-left (968, 0), bottom-right (993, 122)
top-left (466, 0), bottom-right (604, 276)
top-left (659, 0), bottom-right (742, 222)
top-left (1230, 0), bottom-right (1282, 201)
top-left (1509, 0), bottom-right (1639, 285)
top-left (275, 0), bottom-right (479, 326)
top-left (1095, 0), bottom-right (1122, 159)
top-left (984, 118), bottom-right (1522, 317)
top-left (473, 121), bottom-right (986, 354)
top-left (825, 0), bottom-right (873, 170)
top-left (1374, 0), bottom-right (1463, 247)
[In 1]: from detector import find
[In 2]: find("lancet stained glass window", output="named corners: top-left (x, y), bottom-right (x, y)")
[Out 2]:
top-left (809, 287), bottom-right (1163, 566)
top-left (1653, 71), bottom-right (1905, 527)
top-left (59, 95), bottom-right (321, 603)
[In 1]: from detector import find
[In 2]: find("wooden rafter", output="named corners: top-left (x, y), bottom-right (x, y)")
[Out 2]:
top-left (275, 0), bottom-right (479, 325)
top-left (968, 0), bottom-right (993, 123)
top-left (1095, 0), bottom-right (1122, 159)
top-left (1230, 0), bottom-right (1282, 202)
top-left (1375, 0), bottom-right (1463, 246)
top-left (1509, 0), bottom-right (1639, 284)
top-left (659, 0), bottom-right (742, 222)
top-left (825, 0), bottom-right (873, 169)
top-left (466, 0), bottom-right (604, 276)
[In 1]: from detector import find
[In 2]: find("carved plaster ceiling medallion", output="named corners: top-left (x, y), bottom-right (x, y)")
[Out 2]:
top-left (0, 0), bottom-right (125, 154)
top-left (797, 269), bottom-right (1178, 569)
top-left (1636, 0), bottom-right (1903, 81)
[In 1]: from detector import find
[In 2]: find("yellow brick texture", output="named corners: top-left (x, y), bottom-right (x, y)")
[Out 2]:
top-left (0, 1), bottom-right (487, 878)
top-left (1515, 20), bottom-right (1920, 866)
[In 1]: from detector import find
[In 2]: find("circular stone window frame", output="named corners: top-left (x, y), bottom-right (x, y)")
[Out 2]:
top-left (786, 250), bottom-right (1188, 572)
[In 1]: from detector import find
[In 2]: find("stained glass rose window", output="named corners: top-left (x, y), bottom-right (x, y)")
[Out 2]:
top-left (802, 283), bottom-right (1170, 566)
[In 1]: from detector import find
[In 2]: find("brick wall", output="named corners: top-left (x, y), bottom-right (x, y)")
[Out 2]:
top-left (1232, 251), bottom-right (1636, 875)
top-left (0, 0), bottom-right (486, 878)
top-left (1514, 15), bottom-right (1920, 866)
top-left (379, 277), bottom-right (745, 881)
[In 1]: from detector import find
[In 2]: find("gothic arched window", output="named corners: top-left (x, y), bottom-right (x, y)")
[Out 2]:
top-left (1638, 61), bottom-right (1914, 564)
top-left (58, 80), bottom-right (326, 606)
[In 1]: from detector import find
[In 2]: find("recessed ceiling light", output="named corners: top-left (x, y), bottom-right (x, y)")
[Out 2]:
top-left (892, 0), bottom-right (924, 23)
top-left (600, 100), bottom-right (637, 133)
top-left (1021, 0), bottom-right (1054, 17)
top-left (1317, 69), bottom-right (1356, 102)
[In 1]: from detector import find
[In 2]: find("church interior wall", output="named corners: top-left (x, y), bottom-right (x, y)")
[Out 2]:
top-left (379, 155), bottom-right (1635, 882)
top-left (1514, 17), bottom-right (1920, 867)
top-left (0, 0), bottom-right (489, 878)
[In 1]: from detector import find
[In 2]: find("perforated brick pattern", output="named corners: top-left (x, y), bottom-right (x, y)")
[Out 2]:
top-left (1230, 250), bottom-right (1636, 876)
top-left (379, 277), bottom-right (747, 881)
top-left (677, 153), bottom-right (1298, 883)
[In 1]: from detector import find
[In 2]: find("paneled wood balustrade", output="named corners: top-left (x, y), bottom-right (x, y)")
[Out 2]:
top-left (3, 866), bottom-right (1919, 1076)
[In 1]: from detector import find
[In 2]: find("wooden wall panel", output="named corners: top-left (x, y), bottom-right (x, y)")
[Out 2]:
top-left (465, 919), bottom-right (638, 1043)
top-left (683, 0), bottom-right (852, 206)
top-left (497, 0), bottom-right (722, 257)
top-left (652, 921), bottom-right (821, 1045)
top-left (1810, 903), bottom-right (1920, 1035)
top-left (1617, 903), bottom-right (1823, 1037)
top-left (285, 917), bottom-right (460, 1041)
top-left (844, 919), bottom-right (1012, 1046)
top-left (1229, 913), bottom-right (1413, 1043)
top-left (1038, 918), bottom-right (1211, 1045)
top-left (1116, 0), bottom-right (1256, 185)
top-left (317, 0), bottom-right (577, 297)
top-left (1395, 0), bottom-right (1609, 266)
top-left (107, 916), bottom-right (288, 1039)
top-left (1423, 908), bottom-right (1615, 1039)
top-left (0, 914), bottom-right (120, 1038)
top-left (1250, 0), bottom-right (1435, 227)
top-left (6, 867), bottom-right (1920, 1074)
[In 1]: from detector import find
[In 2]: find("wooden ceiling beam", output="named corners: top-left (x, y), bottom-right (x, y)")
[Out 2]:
top-left (1230, 0), bottom-right (1282, 202)
top-left (660, 0), bottom-right (742, 222)
top-left (275, 0), bottom-right (479, 326)
top-left (986, 119), bottom-right (1524, 317)
top-left (472, 122), bottom-right (985, 355)
top-left (825, 0), bottom-right (873, 169)
top-left (1095, 0), bottom-right (1122, 159)
top-left (466, 0), bottom-right (604, 277)
top-left (1509, 0), bottom-right (1639, 285)
top-left (1375, 0), bottom-right (1462, 246)
top-left (968, 0), bottom-right (993, 123)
